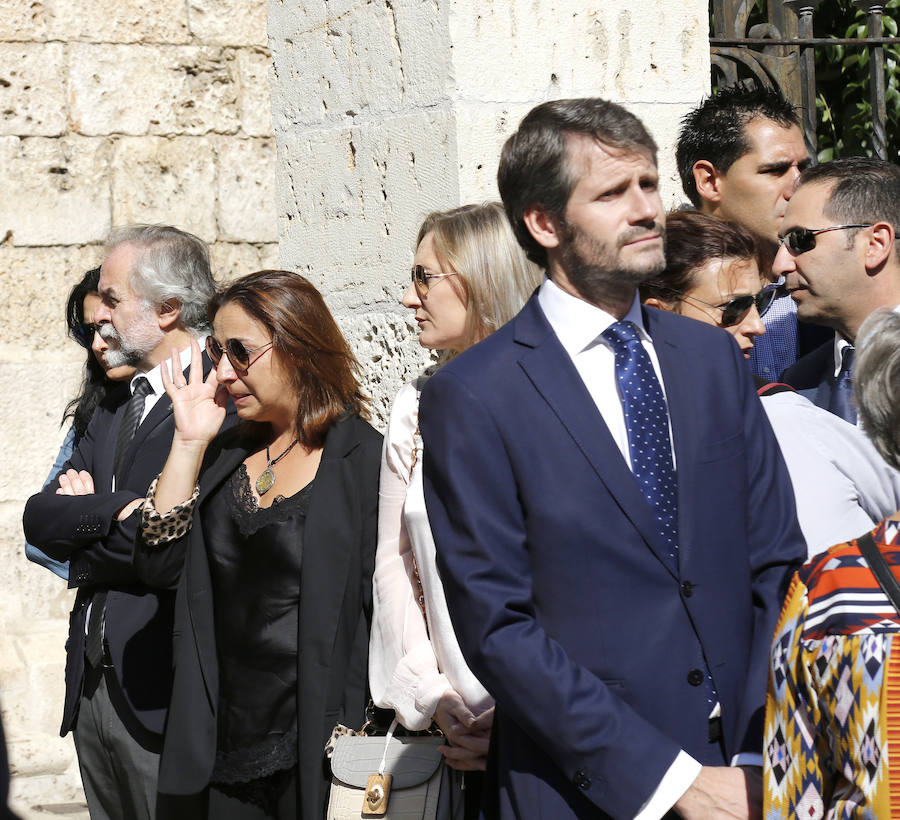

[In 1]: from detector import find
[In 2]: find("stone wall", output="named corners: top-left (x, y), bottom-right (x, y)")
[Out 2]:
top-left (267, 0), bottom-right (712, 426)
top-left (0, 2), bottom-right (278, 816)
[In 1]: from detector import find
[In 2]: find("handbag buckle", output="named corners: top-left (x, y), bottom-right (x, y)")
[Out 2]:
top-left (363, 773), bottom-right (391, 815)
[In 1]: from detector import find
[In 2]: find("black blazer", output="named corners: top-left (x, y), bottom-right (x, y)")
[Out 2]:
top-left (23, 353), bottom-right (233, 745)
top-left (779, 339), bottom-right (836, 411)
top-left (133, 413), bottom-right (381, 820)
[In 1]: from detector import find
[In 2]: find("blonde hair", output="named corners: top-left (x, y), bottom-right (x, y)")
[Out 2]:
top-left (416, 202), bottom-right (542, 352)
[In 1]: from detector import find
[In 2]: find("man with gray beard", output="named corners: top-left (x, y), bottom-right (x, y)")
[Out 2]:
top-left (23, 225), bottom-right (230, 820)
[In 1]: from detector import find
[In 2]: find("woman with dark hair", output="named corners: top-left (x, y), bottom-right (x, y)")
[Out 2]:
top-left (25, 267), bottom-right (136, 578)
top-left (641, 210), bottom-right (900, 557)
top-left (133, 270), bottom-right (381, 819)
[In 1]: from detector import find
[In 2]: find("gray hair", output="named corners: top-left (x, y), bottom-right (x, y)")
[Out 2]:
top-left (106, 224), bottom-right (215, 331)
top-left (855, 309), bottom-right (900, 471)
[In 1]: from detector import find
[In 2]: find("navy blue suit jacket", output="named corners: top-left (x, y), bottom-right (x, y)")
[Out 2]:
top-left (419, 295), bottom-right (805, 819)
top-left (779, 339), bottom-right (836, 411)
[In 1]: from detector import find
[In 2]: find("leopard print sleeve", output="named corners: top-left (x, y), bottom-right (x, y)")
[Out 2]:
top-left (140, 476), bottom-right (200, 546)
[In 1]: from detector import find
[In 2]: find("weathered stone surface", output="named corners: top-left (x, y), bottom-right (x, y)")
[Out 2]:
top-left (9, 770), bottom-right (87, 820)
top-left (111, 136), bottom-right (218, 242)
top-left (1, 0), bottom-right (190, 43)
top-left (69, 45), bottom-right (241, 137)
top-left (189, 0), bottom-right (269, 46)
top-left (0, 244), bottom-right (104, 353)
top-left (0, 137), bottom-right (112, 246)
top-left (275, 111), bottom-right (459, 311)
top-left (215, 137), bottom-right (278, 242)
top-left (209, 241), bottom-right (280, 282)
top-left (236, 49), bottom-right (275, 136)
top-left (0, 45), bottom-right (67, 137)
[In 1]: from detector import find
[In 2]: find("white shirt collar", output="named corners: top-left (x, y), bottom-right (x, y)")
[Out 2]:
top-left (537, 277), bottom-right (648, 356)
top-left (131, 335), bottom-right (206, 397)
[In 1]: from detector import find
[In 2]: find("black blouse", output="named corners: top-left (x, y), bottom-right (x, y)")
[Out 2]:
top-left (203, 463), bottom-right (314, 784)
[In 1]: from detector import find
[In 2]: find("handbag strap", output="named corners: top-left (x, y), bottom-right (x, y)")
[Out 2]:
top-left (378, 717), bottom-right (400, 776)
top-left (858, 531), bottom-right (900, 614)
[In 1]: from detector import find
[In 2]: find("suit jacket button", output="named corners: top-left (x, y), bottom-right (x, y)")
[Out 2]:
top-left (574, 770), bottom-right (590, 790)
top-left (687, 669), bottom-right (704, 686)
top-left (681, 581), bottom-right (694, 597)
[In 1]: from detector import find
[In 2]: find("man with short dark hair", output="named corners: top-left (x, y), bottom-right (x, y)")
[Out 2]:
top-left (23, 225), bottom-right (233, 820)
top-left (676, 85), bottom-right (828, 380)
top-left (420, 98), bottom-right (805, 819)
top-left (776, 158), bottom-right (900, 422)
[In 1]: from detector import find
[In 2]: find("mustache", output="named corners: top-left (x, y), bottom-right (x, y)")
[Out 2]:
top-left (618, 223), bottom-right (665, 247)
top-left (98, 323), bottom-right (122, 344)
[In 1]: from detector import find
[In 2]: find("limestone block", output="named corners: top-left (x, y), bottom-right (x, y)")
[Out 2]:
top-left (275, 110), bottom-right (459, 310)
top-left (209, 242), bottom-right (279, 282)
top-left (8, 768), bottom-right (87, 820)
top-left (449, 0), bottom-right (709, 105)
top-left (0, 0), bottom-right (50, 41)
top-left (0, 362), bottom-right (81, 505)
top-left (189, 0), bottom-right (269, 46)
top-left (69, 45), bottom-right (240, 137)
top-left (215, 137), bottom-right (278, 243)
top-left (7, 736), bottom-right (73, 778)
top-left (236, 48), bottom-right (274, 137)
top-left (0, 137), bottom-right (112, 246)
top-left (337, 310), bottom-right (432, 429)
top-left (0, 244), bottom-right (104, 353)
top-left (41, 0), bottom-right (190, 44)
top-left (0, 45), bottom-right (67, 137)
top-left (111, 136), bottom-right (217, 243)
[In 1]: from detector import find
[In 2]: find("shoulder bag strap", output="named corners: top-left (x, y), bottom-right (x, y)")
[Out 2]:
top-left (858, 531), bottom-right (900, 615)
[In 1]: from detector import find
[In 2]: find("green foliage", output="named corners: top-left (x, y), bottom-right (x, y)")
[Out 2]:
top-left (711, 0), bottom-right (900, 163)
top-left (815, 0), bottom-right (900, 162)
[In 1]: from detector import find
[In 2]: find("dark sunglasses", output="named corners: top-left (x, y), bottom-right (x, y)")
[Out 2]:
top-left (206, 336), bottom-right (273, 374)
top-left (778, 224), bottom-right (872, 255)
top-left (411, 264), bottom-right (459, 296)
top-left (682, 285), bottom-right (777, 328)
top-left (72, 322), bottom-right (101, 348)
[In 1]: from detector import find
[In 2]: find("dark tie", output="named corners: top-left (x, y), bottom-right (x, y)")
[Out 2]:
top-left (603, 321), bottom-right (718, 710)
top-left (829, 346), bottom-right (856, 424)
top-left (113, 376), bottom-right (153, 483)
top-left (602, 321), bottom-right (679, 569)
top-left (87, 376), bottom-right (153, 670)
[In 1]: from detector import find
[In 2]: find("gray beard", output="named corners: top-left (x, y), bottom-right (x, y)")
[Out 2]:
top-left (99, 314), bottom-right (162, 369)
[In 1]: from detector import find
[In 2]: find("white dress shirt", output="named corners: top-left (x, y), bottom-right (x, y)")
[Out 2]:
top-left (537, 279), bottom-right (700, 819)
top-left (762, 389), bottom-right (900, 557)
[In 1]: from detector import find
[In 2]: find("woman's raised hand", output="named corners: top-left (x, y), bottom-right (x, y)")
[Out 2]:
top-left (162, 337), bottom-right (228, 447)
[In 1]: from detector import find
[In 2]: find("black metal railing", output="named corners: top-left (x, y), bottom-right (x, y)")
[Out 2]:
top-left (710, 0), bottom-right (896, 160)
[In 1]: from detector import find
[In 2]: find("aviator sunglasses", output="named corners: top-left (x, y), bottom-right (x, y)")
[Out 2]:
top-left (411, 264), bottom-right (460, 296)
top-left (681, 285), bottom-right (778, 328)
top-left (206, 336), bottom-right (273, 374)
top-left (778, 224), bottom-right (873, 255)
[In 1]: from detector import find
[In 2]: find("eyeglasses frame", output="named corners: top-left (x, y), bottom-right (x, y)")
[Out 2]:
top-left (778, 224), bottom-right (874, 255)
top-left (206, 336), bottom-right (274, 375)
top-left (411, 265), bottom-right (460, 297)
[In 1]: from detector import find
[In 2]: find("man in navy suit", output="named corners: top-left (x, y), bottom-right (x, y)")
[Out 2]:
top-left (777, 159), bottom-right (900, 424)
top-left (23, 225), bottom-right (228, 820)
top-left (419, 99), bottom-right (805, 819)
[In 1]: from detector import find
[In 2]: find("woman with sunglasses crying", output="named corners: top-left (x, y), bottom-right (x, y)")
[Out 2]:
top-left (369, 203), bottom-right (542, 818)
top-left (133, 270), bottom-right (381, 819)
top-left (640, 210), bottom-right (900, 558)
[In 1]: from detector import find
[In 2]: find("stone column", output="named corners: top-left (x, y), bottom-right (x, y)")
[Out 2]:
top-left (267, 0), bottom-right (711, 421)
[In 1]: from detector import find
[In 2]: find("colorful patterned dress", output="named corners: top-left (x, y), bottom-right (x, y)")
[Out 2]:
top-left (764, 520), bottom-right (900, 818)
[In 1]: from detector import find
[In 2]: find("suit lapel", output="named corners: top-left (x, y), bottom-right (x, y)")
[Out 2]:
top-left (515, 298), bottom-right (678, 578)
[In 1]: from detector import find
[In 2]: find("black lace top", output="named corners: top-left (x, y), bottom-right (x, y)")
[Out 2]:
top-left (203, 463), bottom-right (314, 784)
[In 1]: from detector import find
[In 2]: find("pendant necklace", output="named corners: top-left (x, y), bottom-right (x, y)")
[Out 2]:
top-left (256, 438), bottom-right (300, 495)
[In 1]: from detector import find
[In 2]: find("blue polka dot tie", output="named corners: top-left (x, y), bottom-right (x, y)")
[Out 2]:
top-left (602, 321), bottom-right (679, 570)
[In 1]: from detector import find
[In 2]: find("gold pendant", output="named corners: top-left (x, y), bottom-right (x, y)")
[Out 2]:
top-left (256, 467), bottom-right (275, 495)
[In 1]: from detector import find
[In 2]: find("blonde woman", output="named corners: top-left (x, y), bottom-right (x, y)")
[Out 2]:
top-left (369, 203), bottom-right (542, 816)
